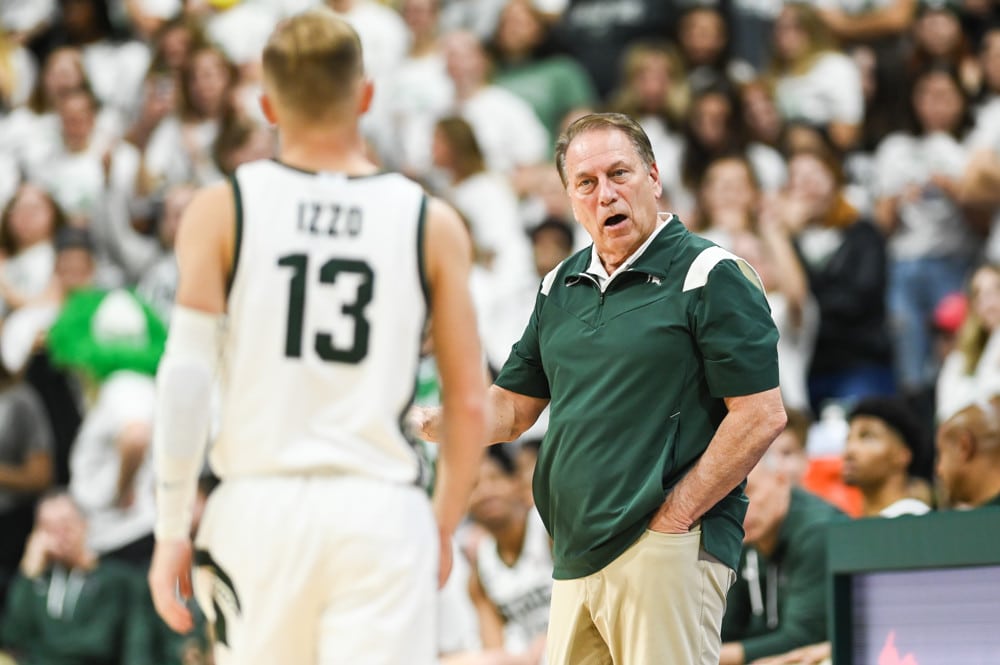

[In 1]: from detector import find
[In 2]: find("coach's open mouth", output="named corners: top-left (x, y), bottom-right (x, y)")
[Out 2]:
top-left (604, 214), bottom-right (627, 228)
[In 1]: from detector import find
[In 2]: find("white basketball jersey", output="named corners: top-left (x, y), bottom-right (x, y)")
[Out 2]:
top-left (476, 509), bottom-right (553, 653)
top-left (212, 160), bottom-right (428, 484)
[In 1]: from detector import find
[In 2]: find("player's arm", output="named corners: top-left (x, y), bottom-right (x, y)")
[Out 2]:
top-left (424, 197), bottom-right (489, 583)
top-left (148, 181), bottom-right (234, 633)
top-left (467, 562), bottom-right (506, 650)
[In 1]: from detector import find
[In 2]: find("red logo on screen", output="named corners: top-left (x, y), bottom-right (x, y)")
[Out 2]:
top-left (879, 631), bottom-right (918, 665)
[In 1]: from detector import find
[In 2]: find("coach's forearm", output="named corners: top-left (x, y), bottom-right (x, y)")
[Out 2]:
top-left (662, 388), bottom-right (786, 528)
top-left (485, 385), bottom-right (548, 444)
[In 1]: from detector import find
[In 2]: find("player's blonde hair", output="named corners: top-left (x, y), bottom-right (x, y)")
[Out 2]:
top-left (262, 9), bottom-right (364, 120)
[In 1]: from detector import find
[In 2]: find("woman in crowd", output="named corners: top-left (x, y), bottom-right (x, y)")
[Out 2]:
top-left (0, 183), bottom-right (64, 315)
top-left (769, 3), bottom-right (865, 151)
top-left (874, 64), bottom-right (976, 397)
top-left (908, 1), bottom-right (979, 94)
top-left (489, 0), bottom-right (597, 145)
top-left (142, 44), bottom-right (237, 189)
top-left (937, 263), bottom-right (1000, 422)
top-left (7, 48), bottom-right (121, 170)
top-left (667, 81), bottom-right (786, 222)
top-left (696, 155), bottom-right (818, 413)
top-left (782, 143), bottom-right (894, 412)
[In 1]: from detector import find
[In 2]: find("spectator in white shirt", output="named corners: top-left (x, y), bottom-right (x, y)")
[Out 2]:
top-left (937, 263), bottom-right (1000, 422)
top-left (769, 3), bottom-right (865, 151)
top-left (440, 30), bottom-right (549, 174)
top-left (431, 115), bottom-right (533, 302)
top-left (874, 64), bottom-right (976, 395)
top-left (376, 0), bottom-right (454, 176)
top-left (143, 44), bottom-right (236, 188)
top-left (0, 184), bottom-right (64, 316)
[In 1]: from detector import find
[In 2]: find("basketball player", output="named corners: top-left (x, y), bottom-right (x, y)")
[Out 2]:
top-left (147, 11), bottom-right (487, 665)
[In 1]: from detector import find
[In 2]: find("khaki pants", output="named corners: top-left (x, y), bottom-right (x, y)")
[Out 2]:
top-left (546, 527), bottom-right (735, 665)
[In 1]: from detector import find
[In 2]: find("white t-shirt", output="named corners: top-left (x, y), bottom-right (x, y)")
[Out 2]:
top-left (479, 270), bottom-right (540, 372)
top-left (332, 0), bottom-right (410, 83)
top-left (439, 0), bottom-right (508, 39)
top-left (143, 116), bottom-right (223, 187)
top-left (83, 40), bottom-right (151, 119)
top-left (775, 52), bottom-right (864, 126)
top-left (204, 4), bottom-right (279, 66)
top-left (966, 95), bottom-right (1000, 152)
top-left (7, 107), bottom-right (124, 175)
top-left (769, 290), bottom-right (819, 413)
top-left (449, 171), bottom-right (533, 287)
top-left (811, 0), bottom-right (895, 14)
top-left (70, 371), bottom-right (157, 554)
top-left (375, 52), bottom-right (455, 175)
top-left (879, 497), bottom-right (931, 518)
top-left (130, 0), bottom-right (182, 19)
top-left (246, 0), bottom-right (320, 17)
top-left (964, 96), bottom-right (1000, 263)
top-left (33, 140), bottom-right (136, 221)
top-left (460, 86), bottom-right (550, 173)
top-left (874, 130), bottom-right (974, 260)
top-left (936, 332), bottom-right (1000, 423)
top-left (0, 243), bottom-right (55, 315)
top-left (0, 0), bottom-right (55, 33)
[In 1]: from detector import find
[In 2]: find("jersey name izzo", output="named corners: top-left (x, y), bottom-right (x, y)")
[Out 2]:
top-left (297, 201), bottom-right (363, 237)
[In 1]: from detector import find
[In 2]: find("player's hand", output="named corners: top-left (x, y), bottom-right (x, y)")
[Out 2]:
top-left (437, 525), bottom-right (453, 589)
top-left (407, 405), bottom-right (443, 442)
top-left (149, 538), bottom-right (195, 634)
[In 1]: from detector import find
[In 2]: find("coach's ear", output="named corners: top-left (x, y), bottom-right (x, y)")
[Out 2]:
top-left (260, 93), bottom-right (277, 125)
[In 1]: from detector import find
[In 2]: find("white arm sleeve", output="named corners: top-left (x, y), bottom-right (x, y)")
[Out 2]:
top-left (153, 305), bottom-right (222, 541)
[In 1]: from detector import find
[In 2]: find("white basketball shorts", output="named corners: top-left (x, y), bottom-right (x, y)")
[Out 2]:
top-left (193, 474), bottom-right (438, 664)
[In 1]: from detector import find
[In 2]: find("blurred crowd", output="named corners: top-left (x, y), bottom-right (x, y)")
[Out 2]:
top-left (2, 0), bottom-right (1000, 663)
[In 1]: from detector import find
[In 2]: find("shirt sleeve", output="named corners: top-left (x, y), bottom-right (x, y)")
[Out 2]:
top-left (494, 287), bottom-right (551, 399)
top-left (690, 259), bottom-right (780, 398)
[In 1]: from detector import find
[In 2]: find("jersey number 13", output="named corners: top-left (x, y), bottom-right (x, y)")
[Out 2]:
top-left (277, 253), bottom-right (374, 364)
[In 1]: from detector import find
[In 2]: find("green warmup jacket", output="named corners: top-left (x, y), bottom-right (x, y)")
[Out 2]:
top-left (721, 488), bottom-right (847, 662)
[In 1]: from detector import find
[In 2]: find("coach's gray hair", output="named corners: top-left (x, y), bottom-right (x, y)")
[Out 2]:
top-left (554, 112), bottom-right (656, 186)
